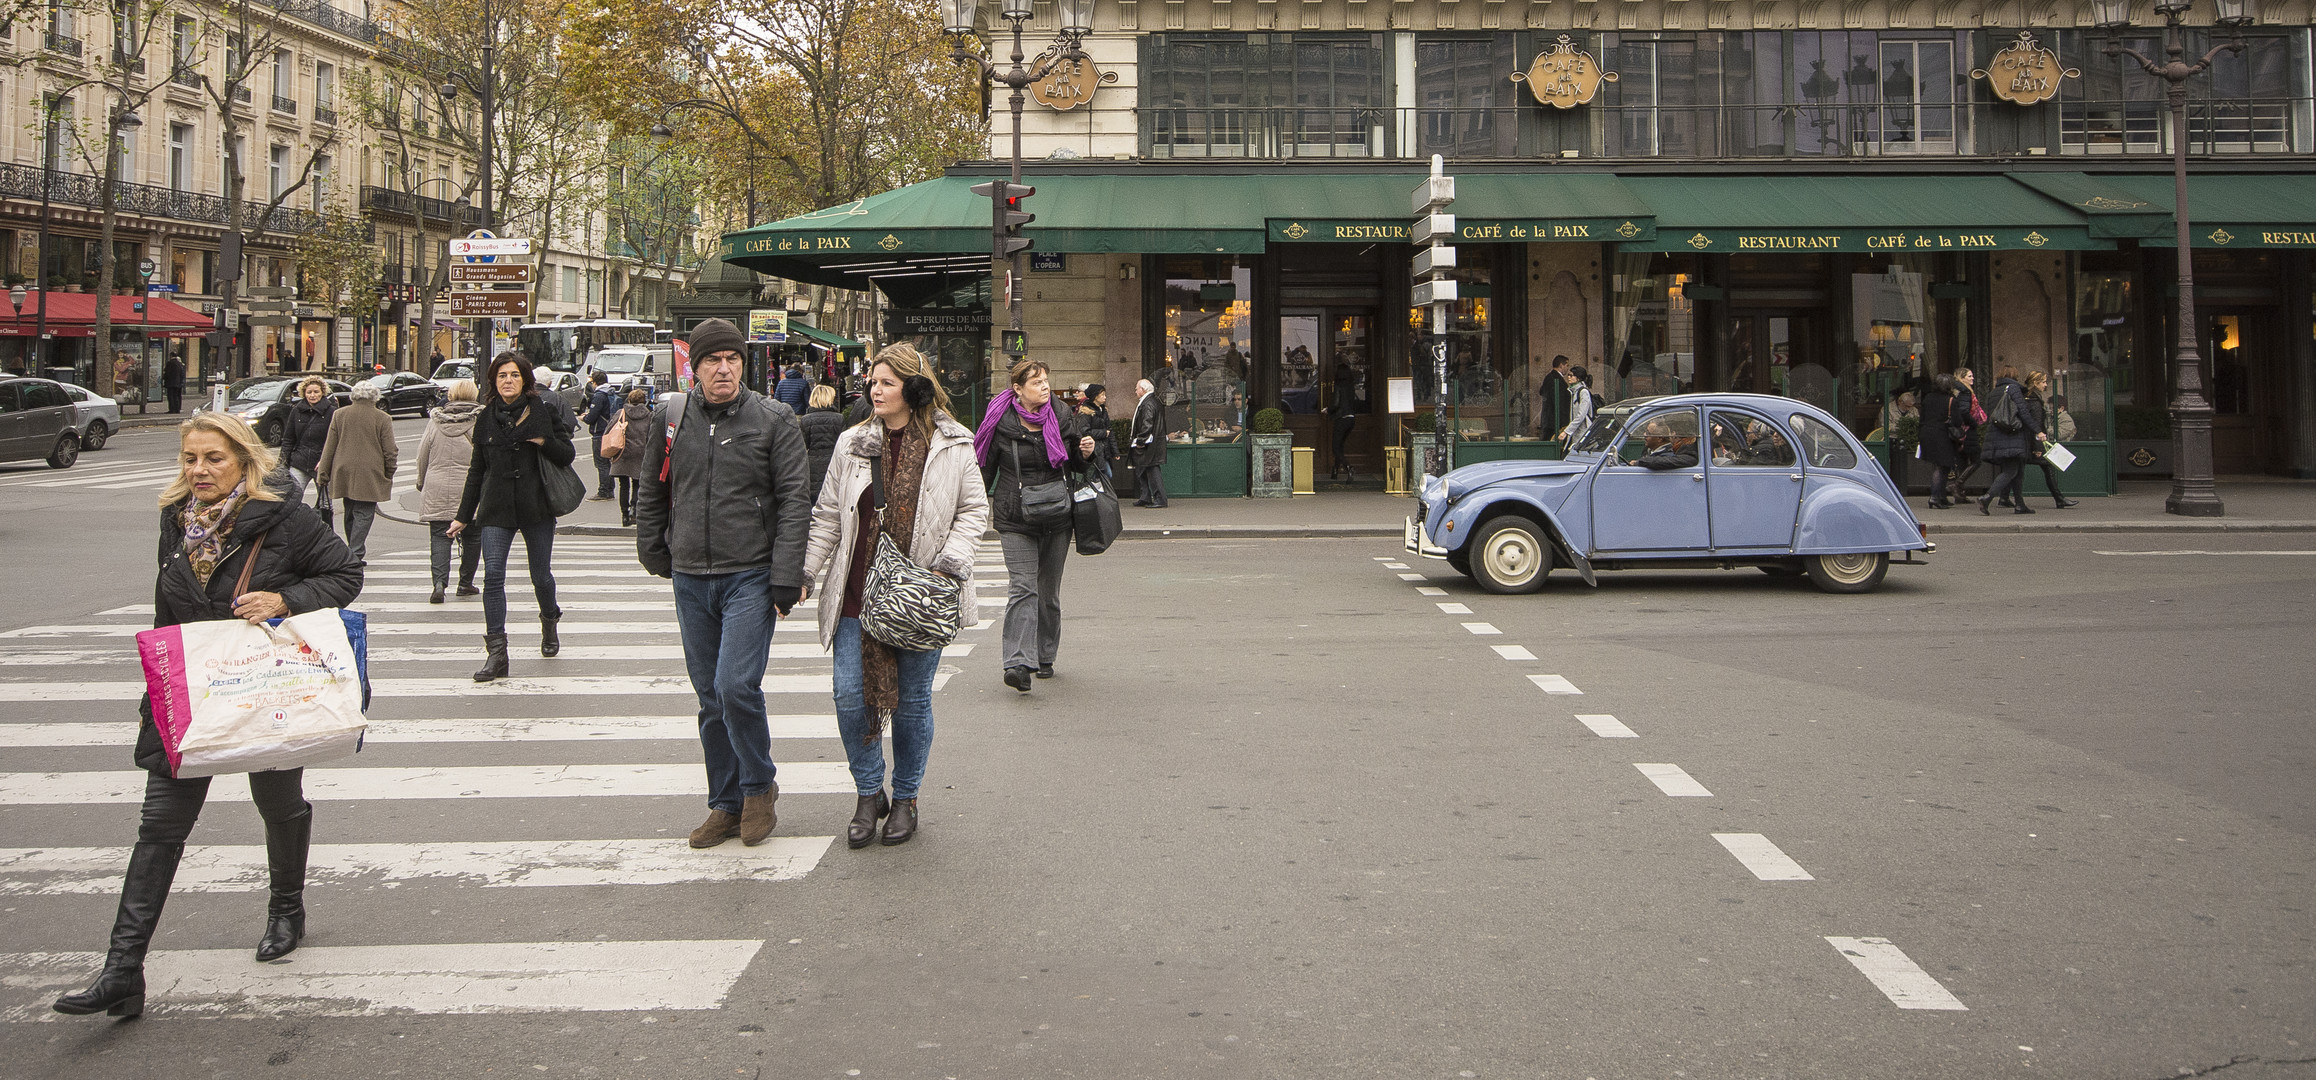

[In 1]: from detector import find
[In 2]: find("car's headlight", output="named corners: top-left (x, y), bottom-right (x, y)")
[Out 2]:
top-left (1419, 474), bottom-right (1447, 505)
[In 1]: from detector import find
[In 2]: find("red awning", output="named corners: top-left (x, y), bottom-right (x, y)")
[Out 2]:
top-left (0, 290), bottom-right (210, 337)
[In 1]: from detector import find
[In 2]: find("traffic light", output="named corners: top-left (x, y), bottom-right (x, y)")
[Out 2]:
top-left (970, 180), bottom-right (1036, 259)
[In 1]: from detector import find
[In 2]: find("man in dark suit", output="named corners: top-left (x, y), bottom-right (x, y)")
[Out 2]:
top-left (1130, 378), bottom-right (1168, 508)
top-left (161, 353), bottom-right (185, 413)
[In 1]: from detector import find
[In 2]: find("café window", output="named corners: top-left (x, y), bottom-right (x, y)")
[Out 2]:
top-left (1415, 37), bottom-right (1516, 158)
top-left (1153, 255), bottom-right (1252, 442)
top-left (2060, 30), bottom-right (2310, 154)
top-left (1144, 34), bottom-right (1384, 159)
top-left (1405, 252), bottom-right (1537, 442)
top-left (1606, 253), bottom-right (1699, 402)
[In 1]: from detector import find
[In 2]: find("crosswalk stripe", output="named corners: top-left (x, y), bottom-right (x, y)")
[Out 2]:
top-left (0, 671), bottom-right (956, 700)
top-left (0, 762), bottom-right (857, 803)
top-left (1824, 937), bottom-right (1967, 1010)
top-left (0, 940), bottom-right (765, 1020)
top-left (1712, 833), bottom-right (1814, 881)
top-left (1572, 714), bottom-right (1638, 738)
top-left (0, 837), bottom-right (832, 894)
top-left (0, 642), bottom-right (972, 666)
top-left (0, 714), bottom-right (851, 746)
top-left (1634, 762), bottom-right (1713, 797)
top-left (0, 619), bottom-right (995, 639)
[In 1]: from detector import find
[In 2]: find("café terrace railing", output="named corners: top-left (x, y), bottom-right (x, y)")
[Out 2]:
top-left (1134, 98), bottom-right (2310, 160)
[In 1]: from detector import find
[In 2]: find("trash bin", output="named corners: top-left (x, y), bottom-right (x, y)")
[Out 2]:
top-left (40, 366), bottom-right (76, 385)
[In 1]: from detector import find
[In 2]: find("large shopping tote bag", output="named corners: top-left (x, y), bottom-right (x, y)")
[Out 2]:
top-left (135, 607), bottom-right (370, 778)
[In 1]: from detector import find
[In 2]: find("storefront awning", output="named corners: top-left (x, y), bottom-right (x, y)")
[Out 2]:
top-left (0, 290), bottom-right (209, 337)
top-left (784, 323), bottom-right (864, 352)
top-left (719, 171), bottom-right (1657, 287)
top-left (1614, 175), bottom-right (2113, 253)
top-left (2095, 173), bottom-right (2316, 248)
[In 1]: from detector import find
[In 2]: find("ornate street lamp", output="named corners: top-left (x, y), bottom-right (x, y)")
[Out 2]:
top-left (2094, 0), bottom-right (2251, 516)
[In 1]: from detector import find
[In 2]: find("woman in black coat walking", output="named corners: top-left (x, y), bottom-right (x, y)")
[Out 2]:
top-left (1913, 374), bottom-right (1963, 509)
top-left (1076, 383), bottom-right (1118, 478)
top-left (800, 382), bottom-right (847, 503)
top-left (2019, 370), bottom-right (2078, 509)
top-left (975, 360), bottom-right (1094, 694)
top-left (53, 412), bottom-right (362, 1018)
top-left (449, 353), bottom-right (578, 682)
top-left (276, 376), bottom-right (337, 516)
top-left (1977, 367), bottom-right (2043, 515)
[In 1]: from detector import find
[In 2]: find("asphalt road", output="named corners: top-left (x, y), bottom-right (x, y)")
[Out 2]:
top-left (1, 433), bottom-right (2310, 1079)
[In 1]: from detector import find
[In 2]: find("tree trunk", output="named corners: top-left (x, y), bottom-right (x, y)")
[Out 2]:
top-left (414, 218), bottom-right (435, 373)
top-left (93, 111), bottom-right (122, 398)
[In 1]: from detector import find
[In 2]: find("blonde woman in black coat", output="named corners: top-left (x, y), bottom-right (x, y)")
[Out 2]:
top-left (54, 412), bottom-right (362, 1018)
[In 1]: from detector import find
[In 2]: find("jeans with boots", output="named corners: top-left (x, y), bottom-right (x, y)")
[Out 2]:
top-left (51, 841), bottom-right (181, 1017)
top-left (256, 808), bottom-right (312, 961)
top-left (475, 633), bottom-right (510, 682)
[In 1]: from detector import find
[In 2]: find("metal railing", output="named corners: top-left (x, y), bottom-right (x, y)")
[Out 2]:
top-left (271, 94), bottom-right (298, 115)
top-left (266, 0), bottom-right (378, 42)
top-left (0, 161), bottom-right (324, 234)
top-left (231, 86), bottom-right (252, 104)
top-left (110, 50), bottom-right (146, 75)
top-left (359, 185), bottom-right (489, 228)
top-left (1137, 99), bottom-right (2314, 160)
top-left (172, 70), bottom-right (202, 89)
top-left (313, 106), bottom-right (337, 127)
top-left (43, 32), bottom-right (82, 57)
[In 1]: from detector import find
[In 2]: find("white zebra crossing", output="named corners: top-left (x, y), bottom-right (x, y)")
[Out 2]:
top-left (0, 836), bottom-right (832, 894)
top-left (0, 763), bottom-right (859, 804)
top-left (0, 714), bottom-right (845, 746)
top-left (0, 670), bottom-right (957, 701)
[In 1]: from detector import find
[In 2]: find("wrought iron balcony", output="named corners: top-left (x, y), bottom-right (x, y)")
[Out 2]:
top-left (359, 185), bottom-right (490, 228)
top-left (0, 161), bottom-right (325, 234)
top-left (172, 69), bottom-right (203, 90)
top-left (231, 86), bottom-right (252, 104)
top-left (266, 0), bottom-right (378, 43)
top-left (43, 33), bottom-right (82, 57)
top-left (111, 50), bottom-right (147, 75)
top-left (313, 107), bottom-right (338, 127)
top-left (272, 94), bottom-right (298, 115)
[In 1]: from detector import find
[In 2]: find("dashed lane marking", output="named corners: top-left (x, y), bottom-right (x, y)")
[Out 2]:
top-left (1825, 937), bottom-right (1968, 1010)
top-left (1490, 645), bottom-right (1536, 660)
top-left (2091, 549), bottom-right (2316, 557)
top-left (1382, 562), bottom-right (1410, 569)
top-left (1461, 622), bottom-right (1501, 635)
top-left (1397, 573), bottom-right (1426, 581)
top-left (1712, 833), bottom-right (1815, 880)
top-left (1436, 602), bottom-right (1473, 614)
top-left (1573, 714), bottom-right (1637, 738)
top-left (1527, 673), bottom-right (1582, 694)
top-left (1415, 587), bottom-right (1448, 597)
top-left (1633, 762), bottom-right (1712, 796)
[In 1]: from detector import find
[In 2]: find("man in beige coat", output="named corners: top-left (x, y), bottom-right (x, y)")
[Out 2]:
top-left (315, 382), bottom-right (398, 563)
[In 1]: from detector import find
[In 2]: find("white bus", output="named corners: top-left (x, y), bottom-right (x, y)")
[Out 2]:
top-left (515, 319), bottom-right (657, 374)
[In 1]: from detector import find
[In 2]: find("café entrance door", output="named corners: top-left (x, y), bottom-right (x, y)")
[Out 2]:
top-left (1279, 308), bottom-right (1380, 479)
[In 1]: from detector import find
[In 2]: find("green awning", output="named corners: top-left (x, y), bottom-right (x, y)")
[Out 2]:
top-left (784, 323), bottom-right (863, 351)
top-left (2006, 172), bottom-right (2172, 239)
top-left (2098, 173), bottom-right (2316, 247)
top-left (1616, 175), bottom-right (2111, 253)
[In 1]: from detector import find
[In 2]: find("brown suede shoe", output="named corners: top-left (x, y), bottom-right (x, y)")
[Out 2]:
top-left (739, 784), bottom-right (779, 846)
top-left (688, 809), bottom-right (740, 849)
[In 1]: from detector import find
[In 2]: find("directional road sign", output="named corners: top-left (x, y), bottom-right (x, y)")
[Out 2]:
top-left (245, 315), bottom-right (297, 328)
top-left (449, 293), bottom-right (532, 318)
top-left (450, 237), bottom-right (532, 257)
top-left (449, 264), bottom-right (532, 284)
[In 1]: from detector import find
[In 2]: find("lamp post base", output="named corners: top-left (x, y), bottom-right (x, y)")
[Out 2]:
top-left (2164, 485), bottom-right (2225, 516)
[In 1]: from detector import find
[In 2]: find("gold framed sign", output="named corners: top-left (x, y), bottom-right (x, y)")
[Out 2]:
top-left (1970, 31), bottom-right (2080, 107)
top-left (1031, 54), bottom-right (1119, 112)
top-left (1511, 35), bottom-right (1618, 110)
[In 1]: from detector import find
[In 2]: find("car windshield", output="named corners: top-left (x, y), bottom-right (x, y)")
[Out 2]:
top-left (590, 352), bottom-right (646, 373)
top-left (228, 378), bottom-right (289, 402)
top-left (435, 363), bottom-right (473, 380)
top-left (1571, 402), bottom-right (1654, 454)
top-left (361, 374), bottom-right (396, 389)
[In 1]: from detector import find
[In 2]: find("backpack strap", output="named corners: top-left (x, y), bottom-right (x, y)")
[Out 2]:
top-left (656, 392), bottom-right (687, 484)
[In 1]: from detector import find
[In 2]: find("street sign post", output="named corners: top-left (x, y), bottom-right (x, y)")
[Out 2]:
top-left (448, 294), bottom-right (532, 318)
top-left (450, 236), bottom-right (532, 257)
top-left (448, 264), bottom-right (532, 285)
top-left (1411, 155), bottom-right (1457, 477)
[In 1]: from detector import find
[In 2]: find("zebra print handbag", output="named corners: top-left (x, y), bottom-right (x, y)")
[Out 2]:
top-left (858, 455), bottom-right (963, 652)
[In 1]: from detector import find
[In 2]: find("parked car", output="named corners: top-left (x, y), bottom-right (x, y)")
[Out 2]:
top-left (429, 357), bottom-right (476, 390)
top-left (579, 345), bottom-right (673, 399)
top-left (359, 371), bottom-right (449, 417)
top-left (534, 368), bottom-right (588, 414)
top-left (215, 375), bottom-right (354, 446)
top-left (1408, 394), bottom-right (1932, 595)
top-left (0, 376), bottom-right (90, 468)
top-left (56, 382), bottom-right (121, 451)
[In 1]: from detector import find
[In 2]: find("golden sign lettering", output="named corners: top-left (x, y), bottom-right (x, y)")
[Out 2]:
top-left (1970, 32), bottom-right (2080, 107)
top-left (1512, 35), bottom-right (1618, 110)
top-left (1030, 54), bottom-right (1120, 112)
top-left (2261, 231), bottom-right (2316, 245)
top-left (1738, 235), bottom-right (1844, 250)
top-left (1332, 225), bottom-right (1406, 239)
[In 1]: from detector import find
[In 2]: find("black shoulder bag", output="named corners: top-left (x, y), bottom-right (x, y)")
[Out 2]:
top-left (1011, 440), bottom-right (1074, 531)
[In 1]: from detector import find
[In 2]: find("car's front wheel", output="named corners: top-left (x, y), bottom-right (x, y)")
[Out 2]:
top-left (80, 420), bottom-right (108, 451)
top-left (46, 432), bottom-right (79, 469)
top-left (1803, 552), bottom-right (1888, 594)
top-left (1470, 515), bottom-right (1552, 594)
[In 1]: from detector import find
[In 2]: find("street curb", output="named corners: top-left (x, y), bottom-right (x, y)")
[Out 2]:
top-left (1925, 520), bottom-right (2316, 534)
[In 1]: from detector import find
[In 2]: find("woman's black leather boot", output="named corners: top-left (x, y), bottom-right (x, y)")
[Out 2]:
top-left (54, 841), bottom-right (182, 1017)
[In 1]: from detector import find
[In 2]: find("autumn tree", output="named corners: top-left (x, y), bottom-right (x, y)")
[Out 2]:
top-left (289, 203), bottom-right (383, 324)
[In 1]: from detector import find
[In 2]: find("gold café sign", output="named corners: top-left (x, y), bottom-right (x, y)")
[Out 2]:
top-left (1511, 35), bottom-right (1618, 110)
top-left (1031, 53), bottom-right (1118, 111)
top-left (1970, 31), bottom-right (2080, 107)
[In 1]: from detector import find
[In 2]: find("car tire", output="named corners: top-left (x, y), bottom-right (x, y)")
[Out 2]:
top-left (1803, 552), bottom-right (1888, 594)
top-left (1446, 548), bottom-right (1471, 577)
top-left (46, 432), bottom-right (79, 469)
top-left (80, 420), bottom-right (108, 451)
top-left (1469, 515), bottom-right (1552, 595)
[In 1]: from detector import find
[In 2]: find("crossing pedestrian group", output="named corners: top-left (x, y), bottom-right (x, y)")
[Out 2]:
top-left (57, 323), bottom-right (1136, 1020)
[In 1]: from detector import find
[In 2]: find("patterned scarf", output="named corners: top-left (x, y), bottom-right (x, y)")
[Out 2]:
top-left (859, 422), bottom-right (928, 742)
top-left (180, 483), bottom-right (250, 587)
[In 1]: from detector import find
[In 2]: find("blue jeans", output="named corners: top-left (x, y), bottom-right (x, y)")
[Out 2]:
top-left (674, 569), bottom-right (780, 813)
top-left (831, 617), bottom-right (940, 800)
top-left (478, 521), bottom-right (560, 637)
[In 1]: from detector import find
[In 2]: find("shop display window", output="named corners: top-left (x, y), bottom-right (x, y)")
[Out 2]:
top-left (2074, 269), bottom-right (2134, 412)
top-left (1842, 259), bottom-right (1934, 438)
top-left (1155, 255), bottom-right (1252, 443)
top-left (1606, 253), bottom-right (1698, 403)
top-left (1404, 262), bottom-right (1537, 441)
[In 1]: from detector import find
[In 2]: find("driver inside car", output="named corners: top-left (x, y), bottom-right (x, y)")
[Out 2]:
top-left (1623, 415), bottom-right (1700, 470)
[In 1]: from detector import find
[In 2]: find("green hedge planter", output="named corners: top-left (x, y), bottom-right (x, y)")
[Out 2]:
top-left (1161, 442), bottom-right (1249, 498)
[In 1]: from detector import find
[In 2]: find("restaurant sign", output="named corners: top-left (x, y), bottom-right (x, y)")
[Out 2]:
top-left (1628, 227), bottom-right (2111, 253)
top-left (1512, 35), bottom-right (1618, 109)
top-left (1970, 32), bottom-right (2080, 107)
top-left (2145, 226), bottom-right (2316, 248)
top-left (1269, 217), bottom-right (1654, 243)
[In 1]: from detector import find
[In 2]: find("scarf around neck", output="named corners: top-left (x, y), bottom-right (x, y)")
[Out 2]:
top-left (974, 389), bottom-right (1068, 469)
top-left (859, 422), bottom-right (931, 739)
top-left (180, 482), bottom-right (251, 587)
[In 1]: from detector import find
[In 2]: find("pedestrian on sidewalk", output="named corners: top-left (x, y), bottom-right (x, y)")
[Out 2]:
top-left (636, 318), bottom-right (811, 849)
top-left (162, 352), bottom-right (185, 414)
top-left (1078, 383), bottom-right (1117, 478)
top-left (1917, 373), bottom-right (1965, 509)
top-left (802, 344), bottom-right (988, 848)
top-left (1556, 363), bottom-right (1595, 446)
top-left (801, 382), bottom-right (846, 504)
top-left (54, 412), bottom-right (362, 1019)
top-left (1978, 366), bottom-right (2041, 516)
top-left (978, 359), bottom-right (1094, 693)
top-left (582, 371), bottom-right (620, 501)
top-left (315, 382), bottom-right (397, 564)
top-left (2020, 371), bottom-right (2079, 510)
top-left (277, 376), bottom-right (336, 520)
top-left (449, 353), bottom-right (577, 682)
top-left (1949, 367), bottom-right (1987, 503)
top-left (774, 364), bottom-right (811, 413)
top-left (415, 379), bottom-right (483, 602)
top-left (1130, 378), bottom-right (1168, 507)
top-left (609, 387), bottom-right (651, 526)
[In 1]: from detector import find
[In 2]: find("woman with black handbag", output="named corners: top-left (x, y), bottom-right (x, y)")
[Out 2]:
top-left (801, 345), bottom-right (989, 847)
top-left (448, 353), bottom-right (577, 682)
top-left (54, 412), bottom-right (361, 1018)
top-left (975, 359), bottom-right (1095, 693)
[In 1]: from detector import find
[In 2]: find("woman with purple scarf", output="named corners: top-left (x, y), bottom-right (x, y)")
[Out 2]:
top-left (976, 359), bottom-right (1095, 693)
